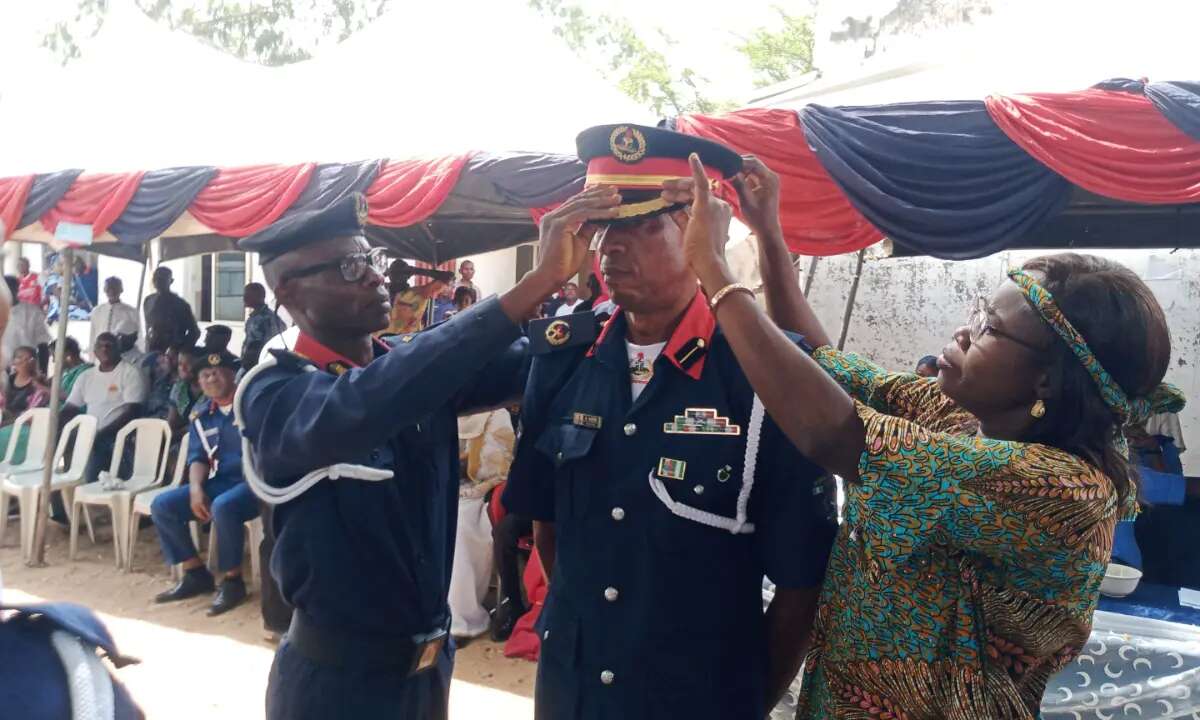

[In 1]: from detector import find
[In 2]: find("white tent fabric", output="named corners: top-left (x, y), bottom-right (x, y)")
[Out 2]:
top-left (0, 0), bottom-right (649, 175)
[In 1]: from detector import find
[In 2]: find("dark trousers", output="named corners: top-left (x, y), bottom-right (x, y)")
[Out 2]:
top-left (259, 503), bottom-right (293, 633)
top-left (266, 638), bottom-right (453, 720)
top-left (492, 512), bottom-right (532, 609)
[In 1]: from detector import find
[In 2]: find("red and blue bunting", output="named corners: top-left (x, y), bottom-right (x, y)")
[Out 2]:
top-left (1, 78), bottom-right (1197, 261)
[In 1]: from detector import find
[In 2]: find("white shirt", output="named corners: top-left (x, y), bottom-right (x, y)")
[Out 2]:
top-left (1, 303), bottom-right (52, 370)
top-left (89, 301), bottom-right (140, 355)
top-left (554, 300), bottom-right (583, 317)
top-left (66, 361), bottom-right (148, 426)
top-left (626, 340), bottom-right (666, 401)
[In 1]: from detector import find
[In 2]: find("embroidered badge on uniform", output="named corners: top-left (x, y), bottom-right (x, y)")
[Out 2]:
top-left (663, 408), bottom-right (741, 436)
top-left (572, 412), bottom-right (603, 430)
top-left (545, 319), bottom-right (571, 347)
top-left (327, 361), bottom-right (349, 376)
top-left (657, 457), bottom-right (687, 481)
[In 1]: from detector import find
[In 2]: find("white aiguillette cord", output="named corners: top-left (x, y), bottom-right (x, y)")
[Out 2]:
top-left (234, 355), bottom-right (393, 506)
top-left (647, 395), bottom-right (764, 535)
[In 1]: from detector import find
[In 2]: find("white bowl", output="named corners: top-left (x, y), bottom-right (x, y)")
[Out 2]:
top-left (1100, 563), bottom-right (1143, 598)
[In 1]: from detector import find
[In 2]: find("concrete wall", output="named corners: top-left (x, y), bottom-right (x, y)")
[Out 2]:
top-left (775, 248), bottom-right (1199, 473)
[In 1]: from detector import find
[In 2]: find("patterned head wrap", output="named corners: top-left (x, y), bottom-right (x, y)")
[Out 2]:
top-left (1007, 269), bottom-right (1186, 430)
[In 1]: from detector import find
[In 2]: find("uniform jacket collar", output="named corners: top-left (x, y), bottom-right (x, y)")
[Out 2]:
top-left (589, 288), bottom-right (715, 381)
top-left (294, 332), bottom-right (389, 375)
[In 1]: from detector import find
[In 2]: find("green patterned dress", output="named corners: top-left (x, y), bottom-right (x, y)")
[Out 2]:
top-left (798, 348), bottom-right (1119, 720)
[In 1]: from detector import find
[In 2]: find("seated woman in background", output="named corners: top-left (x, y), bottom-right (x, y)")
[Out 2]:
top-left (166, 347), bottom-right (203, 437)
top-left (0, 346), bottom-right (50, 463)
top-left (667, 155), bottom-right (1185, 719)
top-left (53, 337), bottom-right (93, 402)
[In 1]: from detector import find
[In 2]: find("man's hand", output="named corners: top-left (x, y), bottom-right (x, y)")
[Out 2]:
top-left (534, 187), bottom-right (621, 287)
top-left (190, 484), bottom-right (211, 522)
top-left (675, 153), bottom-right (734, 287)
top-left (732, 155), bottom-right (783, 239)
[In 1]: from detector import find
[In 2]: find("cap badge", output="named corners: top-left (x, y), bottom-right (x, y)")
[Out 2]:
top-left (208, 354), bottom-right (221, 366)
top-left (609, 125), bottom-right (647, 164)
top-left (545, 319), bottom-right (572, 347)
top-left (354, 194), bottom-right (369, 224)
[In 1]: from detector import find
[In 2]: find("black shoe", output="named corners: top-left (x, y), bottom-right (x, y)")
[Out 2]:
top-left (490, 599), bottom-right (526, 642)
top-left (207, 577), bottom-right (248, 616)
top-left (155, 568), bottom-right (215, 603)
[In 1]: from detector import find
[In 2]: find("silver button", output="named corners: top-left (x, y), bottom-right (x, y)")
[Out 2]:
top-left (623, 423), bottom-right (637, 436)
top-left (600, 670), bottom-right (615, 685)
top-left (555, 451), bottom-right (564, 463)
top-left (611, 507), bottom-right (625, 521)
top-left (543, 630), bottom-right (550, 640)
top-left (693, 485), bottom-right (705, 495)
top-left (604, 586), bottom-right (619, 602)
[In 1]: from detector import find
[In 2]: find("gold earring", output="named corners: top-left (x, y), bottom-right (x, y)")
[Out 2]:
top-left (1030, 399), bottom-right (1046, 418)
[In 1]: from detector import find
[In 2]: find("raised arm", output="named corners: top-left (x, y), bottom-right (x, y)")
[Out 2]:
top-left (669, 154), bottom-right (863, 480)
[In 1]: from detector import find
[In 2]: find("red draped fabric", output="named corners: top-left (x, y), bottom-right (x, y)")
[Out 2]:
top-left (40, 172), bottom-right (144, 238)
top-left (366, 154), bottom-right (473, 228)
top-left (191, 164), bottom-right (316, 237)
top-left (675, 108), bottom-right (883, 256)
top-left (986, 89), bottom-right (1200, 204)
top-left (0, 175), bottom-right (34, 239)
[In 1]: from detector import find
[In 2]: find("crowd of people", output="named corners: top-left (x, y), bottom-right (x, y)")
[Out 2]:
top-left (0, 121), bottom-right (1194, 720)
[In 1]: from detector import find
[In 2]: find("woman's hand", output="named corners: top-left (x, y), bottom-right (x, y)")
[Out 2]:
top-left (732, 155), bottom-right (783, 240)
top-left (670, 153), bottom-right (734, 289)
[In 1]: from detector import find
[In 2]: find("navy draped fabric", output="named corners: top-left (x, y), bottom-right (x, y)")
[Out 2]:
top-left (282, 159), bottom-right (382, 217)
top-left (109, 166), bottom-right (217, 245)
top-left (466, 152), bottom-right (585, 208)
top-left (1146, 81), bottom-right (1200, 143)
top-left (18, 169), bottom-right (83, 229)
top-left (798, 102), bottom-right (1073, 259)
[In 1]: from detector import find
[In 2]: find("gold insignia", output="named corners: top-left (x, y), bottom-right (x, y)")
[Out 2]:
top-left (401, 335), bottom-right (415, 343)
top-left (355, 193), bottom-right (369, 224)
top-left (327, 361), bottom-right (349, 376)
top-left (208, 353), bottom-right (221, 366)
top-left (663, 408), bottom-right (741, 436)
top-left (545, 319), bottom-right (571, 347)
top-left (572, 412), bottom-right (603, 430)
top-left (657, 457), bottom-right (687, 481)
top-left (609, 125), bottom-right (647, 164)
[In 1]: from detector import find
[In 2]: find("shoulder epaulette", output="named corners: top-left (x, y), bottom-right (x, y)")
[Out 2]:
top-left (529, 312), bottom-right (599, 356)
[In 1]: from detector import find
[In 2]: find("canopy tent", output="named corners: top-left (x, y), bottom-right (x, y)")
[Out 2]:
top-left (0, 0), bottom-right (644, 263)
top-left (667, 78), bottom-right (1200, 260)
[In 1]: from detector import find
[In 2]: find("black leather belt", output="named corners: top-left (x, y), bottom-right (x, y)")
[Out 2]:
top-left (286, 611), bottom-right (448, 677)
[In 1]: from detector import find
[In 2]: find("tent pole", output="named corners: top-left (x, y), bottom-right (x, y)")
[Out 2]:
top-left (836, 249), bottom-right (866, 351)
top-left (803, 255), bottom-right (819, 296)
top-left (135, 244), bottom-right (149, 312)
top-left (30, 246), bottom-right (75, 566)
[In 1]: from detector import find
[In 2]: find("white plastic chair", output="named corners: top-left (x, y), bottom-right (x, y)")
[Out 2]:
top-left (204, 516), bottom-right (264, 591)
top-left (126, 434), bottom-right (197, 572)
top-left (0, 414), bottom-right (98, 560)
top-left (69, 418), bottom-right (171, 569)
top-left (0, 408), bottom-right (51, 477)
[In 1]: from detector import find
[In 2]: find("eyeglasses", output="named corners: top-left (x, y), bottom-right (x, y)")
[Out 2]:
top-left (967, 297), bottom-right (1047, 353)
top-left (281, 247), bottom-right (391, 284)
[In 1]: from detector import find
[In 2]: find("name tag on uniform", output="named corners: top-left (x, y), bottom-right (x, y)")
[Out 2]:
top-left (663, 408), bottom-right (741, 436)
top-left (572, 412), bottom-right (603, 430)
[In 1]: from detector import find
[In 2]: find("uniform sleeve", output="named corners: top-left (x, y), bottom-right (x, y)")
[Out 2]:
top-left (455, 337), bottom-right (530, 414)
top-left (848, 403), bottom-right (1116, 581)
top-left (241, 297), bottom-right (522, 481)
top-left (186, 417), bottom-right (207, 467)
top-left (753, 418), bottom-right (838, 589)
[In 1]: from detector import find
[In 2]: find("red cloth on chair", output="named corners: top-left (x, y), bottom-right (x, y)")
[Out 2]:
top-left (503, 547), bottom-right (547, 662)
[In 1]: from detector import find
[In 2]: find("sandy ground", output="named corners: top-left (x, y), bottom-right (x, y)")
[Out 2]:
top-left (1, 521), bottom-right (536, 719)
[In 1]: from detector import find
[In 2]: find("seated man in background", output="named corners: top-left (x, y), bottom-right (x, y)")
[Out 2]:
top-left (150, 350), bottom-right (259, 616)
top-left (914, 354), bottom-right (939, 378)
top-left (449, 407), bottom-right (515, 640)
top-left (61, 332), bottom-right (148, 485)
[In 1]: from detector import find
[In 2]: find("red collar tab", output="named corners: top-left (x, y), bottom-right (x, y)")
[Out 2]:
top-left (293, 333), bottom-right (388, 374)
top-left (664, 289), bottom-right (715, 380)
top-left (586, 311), bottom-right (622, 358)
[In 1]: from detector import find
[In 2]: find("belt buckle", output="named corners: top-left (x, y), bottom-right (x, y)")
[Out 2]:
top-left (408, 628), bottom-right (447, 677)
